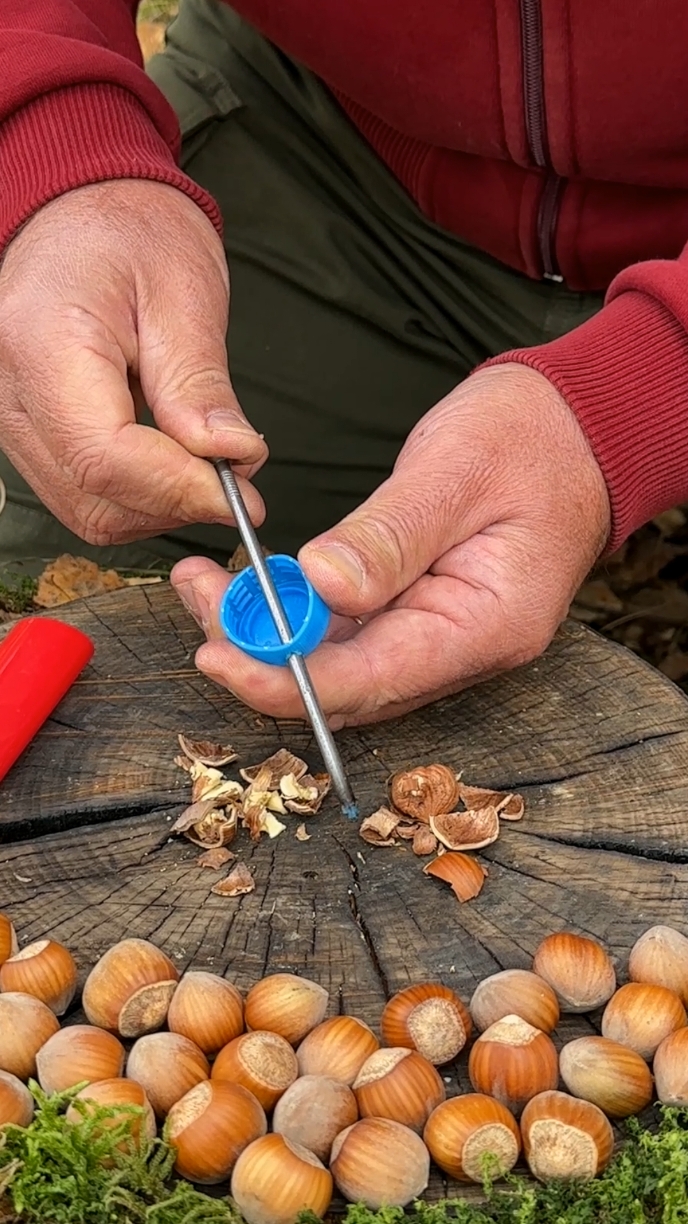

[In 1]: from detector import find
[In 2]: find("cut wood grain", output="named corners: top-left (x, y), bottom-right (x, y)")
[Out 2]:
top-left (2, 582), bottom-right (688, 1203)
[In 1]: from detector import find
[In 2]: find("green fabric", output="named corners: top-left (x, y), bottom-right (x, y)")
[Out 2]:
top-left (0, 0), bottom-right (603, 569)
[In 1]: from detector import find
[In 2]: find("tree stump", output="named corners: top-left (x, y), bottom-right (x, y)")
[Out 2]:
top-left (2, 582), bottom-right (688, 1203)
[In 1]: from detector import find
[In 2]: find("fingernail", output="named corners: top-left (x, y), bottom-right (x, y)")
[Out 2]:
top-left (311, 543), bottom-right (364, 590)
top-left (175, 582), bottom-right (211, 629)
top-left (206, 410), bottom-right (258, 435)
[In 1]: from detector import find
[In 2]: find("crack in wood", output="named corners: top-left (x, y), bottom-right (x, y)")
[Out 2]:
top-left (333, 835), bottom-right (390, 998)
top-left (0, 799), bottom-right (178, 844)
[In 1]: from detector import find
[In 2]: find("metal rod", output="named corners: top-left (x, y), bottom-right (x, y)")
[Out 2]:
top-left (214, 459), bottom-right (358, 819)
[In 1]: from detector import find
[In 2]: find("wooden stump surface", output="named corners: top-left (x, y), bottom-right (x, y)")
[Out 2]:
top-left (3, 581), bottom-right (688, 1204)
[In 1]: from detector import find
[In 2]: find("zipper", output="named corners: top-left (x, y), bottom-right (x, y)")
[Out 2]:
top-left (519, 0), bottom-right (563, 280)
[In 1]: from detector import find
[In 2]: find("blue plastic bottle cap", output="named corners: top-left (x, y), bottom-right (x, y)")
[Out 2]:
top-left (219, 554), bottom-right (331, 666)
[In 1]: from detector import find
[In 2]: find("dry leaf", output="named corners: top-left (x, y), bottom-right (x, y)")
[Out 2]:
top-left (429, 807), bottom-right (500, 851)
top-left (281, 772), bottom-right (331, 815)
top-left (174, 754), bottom-right (193, 773)
top-left (227, 542), bottom-right (272, 572)
top-left (295, 823), bottom-right (311, 841)
top-left (137, 18), bottom-right (168, 62)
top-left (389, 764), bottom-right (459, 823)
top-left (197, 847), bottom-right (235, 870)
top-left (412, 826), bottom-right (438, 856)
top-left (123, 575), bottom-right (163, 587)
top-left (240, 750), bottom-right (308, 789)
top-left (211, 863), bottom-right (255, 897)
top-left (424, 852), bottom-right (488, 902)
top-left (34, 554), bottom-right (124, 607)
top-left (178, 735), bottom-right (239, 767)
top-left (359, 807), bottom-right (401, 846)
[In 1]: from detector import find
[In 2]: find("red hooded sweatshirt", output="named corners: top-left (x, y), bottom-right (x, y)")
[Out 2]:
top-left (2, 0), bottom-right (688, 551)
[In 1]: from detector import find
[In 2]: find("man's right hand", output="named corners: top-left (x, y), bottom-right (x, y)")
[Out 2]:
top-left (0, 180), bottom-right (267, 546)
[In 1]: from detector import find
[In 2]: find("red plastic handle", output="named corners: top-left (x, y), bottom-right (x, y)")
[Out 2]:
top-left (0, 617), bottom-right (94, 783)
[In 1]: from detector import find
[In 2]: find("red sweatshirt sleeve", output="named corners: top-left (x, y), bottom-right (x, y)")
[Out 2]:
top-left (488, 255), bottom-right (688, 552)
top-left (0, 0), bottom-right (220, 253)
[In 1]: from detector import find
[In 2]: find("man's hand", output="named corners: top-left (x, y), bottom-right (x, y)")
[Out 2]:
top-left (0, 180), bottom-right (267, 545)
top-left (171, 364), bottom-right (611, 726)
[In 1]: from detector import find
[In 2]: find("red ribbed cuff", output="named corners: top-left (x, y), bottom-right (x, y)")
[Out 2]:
top-left (0, 83), bottom-right (222, 254)
top-left (487, 292), bottom-right (688, 552)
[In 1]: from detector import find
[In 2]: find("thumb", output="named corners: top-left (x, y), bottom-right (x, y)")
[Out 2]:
top-left (300, 456), bottom-right (487, 617)
top-left (135, 259), bottom-right (267, 473)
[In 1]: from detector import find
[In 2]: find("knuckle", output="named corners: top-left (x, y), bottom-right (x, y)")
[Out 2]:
top-left (167, 363), bottom-right (230, 404)
top-left (361, 511), bottom-right (409, 574)
top-left (68, 443), bottom-right (112, 498)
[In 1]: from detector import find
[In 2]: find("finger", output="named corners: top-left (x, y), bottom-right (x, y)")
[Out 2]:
top-left (177, 552), bottom-right (514, 724)
top-left (171, 556), bottom-right (360, 643)
top-left (298, 424), bottom-right (496, 619)
top-left (3, 419), bottom-right (207, 545)
top-left (135, 247), bottom-right (268, 472)
top-left (190, 594), bottom-right (494, 723)
top-left (23, 327), bottom-right (265, 532)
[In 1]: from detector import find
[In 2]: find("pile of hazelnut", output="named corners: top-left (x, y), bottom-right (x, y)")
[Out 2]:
top-left (1, 914), bottom-right (688, 1223)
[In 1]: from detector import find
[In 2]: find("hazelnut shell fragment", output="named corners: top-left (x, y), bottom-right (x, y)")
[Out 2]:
top-left (177, 734), bottom-right (238, 766)
top-left (423, 852), bottom-right (488, 902)
top-left (389, 764), bottom-right (459, 823)
top-left (429, 807), bottom-right (500, 851)
top-left (212, 863), bottom-right (255, 896)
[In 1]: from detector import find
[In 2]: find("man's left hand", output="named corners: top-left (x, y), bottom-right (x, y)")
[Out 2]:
top-left (171, 364), bottom-right (611, 727)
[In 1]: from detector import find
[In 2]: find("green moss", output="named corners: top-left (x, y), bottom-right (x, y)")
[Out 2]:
top-left (0, 1083), bottom-right (241, 1223)
top-left (0, 577), bottom-right (37, 616)
top-left (5, 1089), bottom-right (688, 1224)
top-left (332, 1108), bottom-right (688, 1224)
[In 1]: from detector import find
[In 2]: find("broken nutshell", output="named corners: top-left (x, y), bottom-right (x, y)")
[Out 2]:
top-left (186, 762), bottom-right (244, 805)
top-left (211, 863), bottom-right (255, 897)
top-left (178, 734), bottom-right (239, 767)
top-left (457, 784), bottom-right (524, 821)
top-left (412, 827), bottom-right (438, 857)
top-left (423, 853), bottom-right (488, 903)
top-left (359, 808), bottom-right (401, 847)
top-left (171, 799), bottom-right (219, 835)
top-left (186, 809), bottom-right (238, 849)
top-left (395, 823), bottom-right (420, 841)
top-left (240, 750), bottom-right (309, 790)
top-left (241, 764), bottom-right (287, 841)
top-left (389, 764), bottom-right (460, 823)
top-left (429, 807), bottom-right (500, 852)
top-left (279, 772), bottom-right (331, 815)
top-left (196, 847), bottom-right (235, 870)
